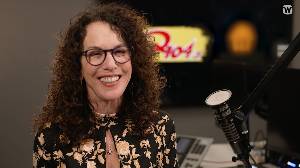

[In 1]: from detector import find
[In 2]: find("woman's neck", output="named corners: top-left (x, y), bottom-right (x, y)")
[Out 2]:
top-left (89, 97), bottom-right (122, 115)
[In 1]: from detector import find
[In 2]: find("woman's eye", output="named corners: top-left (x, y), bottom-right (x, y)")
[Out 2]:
top-left (87, 50), bottom-right (104, 56)
top-left (114, 49), bottom-right (127, 56)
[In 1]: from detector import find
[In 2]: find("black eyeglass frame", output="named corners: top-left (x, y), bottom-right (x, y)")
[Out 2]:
top-left (82, 46), bottom-right (131, 66)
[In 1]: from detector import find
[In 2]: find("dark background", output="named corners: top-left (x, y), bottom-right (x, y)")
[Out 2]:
top-left (116, 0), bottom-right (294, 108)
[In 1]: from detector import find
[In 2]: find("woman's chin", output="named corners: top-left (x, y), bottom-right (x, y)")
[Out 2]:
top-left (97, 91), bottom-right (124, 102)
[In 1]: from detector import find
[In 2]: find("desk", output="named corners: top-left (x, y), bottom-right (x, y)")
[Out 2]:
top-left (200, 143), bottom-right (243, 168)
top-left (200, 143), bottom-right (279, 168)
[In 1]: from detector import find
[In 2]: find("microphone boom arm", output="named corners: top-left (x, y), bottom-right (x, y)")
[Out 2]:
top-left (239, 32), bottom-right (300, 117)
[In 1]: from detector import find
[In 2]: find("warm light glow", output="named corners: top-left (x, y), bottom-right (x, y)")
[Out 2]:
top-left (226, 20), bottom-right (257, 56)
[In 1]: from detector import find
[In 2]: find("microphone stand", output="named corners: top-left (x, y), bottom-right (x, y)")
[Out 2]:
top-left (206, 32), bottom-right (300, 168)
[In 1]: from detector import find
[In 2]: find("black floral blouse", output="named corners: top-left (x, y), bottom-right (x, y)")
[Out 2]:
top-left (33, 111), bottom-right (178, 168)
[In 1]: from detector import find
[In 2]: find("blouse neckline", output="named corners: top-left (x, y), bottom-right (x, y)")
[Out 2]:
top-left (95, 113), bottom-right (118, 128)
top-left (95, 113), bottom-right (117, 118)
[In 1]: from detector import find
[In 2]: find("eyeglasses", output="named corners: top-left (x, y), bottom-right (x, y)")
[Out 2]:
top-left (82, 46), bottom-right (131, 66)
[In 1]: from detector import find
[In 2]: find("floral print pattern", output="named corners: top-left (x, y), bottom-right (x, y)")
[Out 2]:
top-left (33, 111), bottom-right (178, 167)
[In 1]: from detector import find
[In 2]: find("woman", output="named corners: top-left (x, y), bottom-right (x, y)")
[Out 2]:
top-left (33, 2), bottom-right (178, 168)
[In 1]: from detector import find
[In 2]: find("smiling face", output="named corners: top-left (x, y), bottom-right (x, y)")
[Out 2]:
top-left (81, 21), bottom-right (132, 103)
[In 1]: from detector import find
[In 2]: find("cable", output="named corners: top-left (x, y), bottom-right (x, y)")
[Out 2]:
top-left (250, 154), bottom-right (258, 166)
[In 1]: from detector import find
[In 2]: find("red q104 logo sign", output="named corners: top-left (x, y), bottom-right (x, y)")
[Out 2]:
top-left (149, 26), bottom-right (210, 63)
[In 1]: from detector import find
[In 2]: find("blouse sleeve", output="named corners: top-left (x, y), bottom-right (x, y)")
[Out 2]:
top-left (32, 123), bottom-right (60, 168)
top-left (158, 112), bottom-right (179, 168)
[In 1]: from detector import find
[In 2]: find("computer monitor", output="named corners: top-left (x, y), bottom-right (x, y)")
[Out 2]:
top-left (266, 69), bottom-right (300, 166)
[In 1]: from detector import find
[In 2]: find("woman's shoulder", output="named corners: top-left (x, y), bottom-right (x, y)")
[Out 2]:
top-left (154, 110), bottom-right (174, 125)
top-left (152, 110), bottom-right (176, 134)
top-left (36, 122), bottom-right (62, 136)
top-left (34, 122), bottom-right (66, 150)
top-left (151, 111), bottom-right (177, 147)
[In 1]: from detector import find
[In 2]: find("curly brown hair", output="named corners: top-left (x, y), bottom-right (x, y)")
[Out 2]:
top-left (34, 2), bottom-right (166, 145)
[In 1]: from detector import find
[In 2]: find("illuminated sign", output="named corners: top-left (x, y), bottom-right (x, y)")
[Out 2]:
top-left (149, 26), bottom-right (210, 63)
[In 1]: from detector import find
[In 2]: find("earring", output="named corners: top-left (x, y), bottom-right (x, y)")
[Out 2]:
top-left (80, 77), bottom-right (84, 86)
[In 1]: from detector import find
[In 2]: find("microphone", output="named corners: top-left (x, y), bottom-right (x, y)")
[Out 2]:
top-left (205, 32), bottom-right (300, 168)
top-left (205, 89), bottom-right (252, 168)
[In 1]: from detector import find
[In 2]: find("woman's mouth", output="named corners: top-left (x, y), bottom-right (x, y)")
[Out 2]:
top-left (98, 75), bottom-right (121, 84)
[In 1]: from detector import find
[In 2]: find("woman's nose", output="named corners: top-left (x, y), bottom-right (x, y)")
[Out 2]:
top-left (102, 52), bottom-right (117, 70)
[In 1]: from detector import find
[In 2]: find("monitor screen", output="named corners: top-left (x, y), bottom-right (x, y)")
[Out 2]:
top-left (267, 69), bottom-right (300, 163)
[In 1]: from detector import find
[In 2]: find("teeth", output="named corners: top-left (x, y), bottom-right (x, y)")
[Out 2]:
top-left (99, 76), bottom-right (120, 83)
